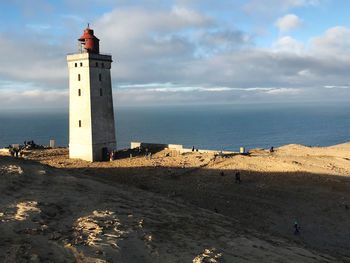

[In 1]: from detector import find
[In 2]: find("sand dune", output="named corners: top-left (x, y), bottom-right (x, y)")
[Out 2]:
top-left (1, 143), bottom-right (350, 262)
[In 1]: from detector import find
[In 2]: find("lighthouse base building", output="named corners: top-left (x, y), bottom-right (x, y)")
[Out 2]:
top-left (67, 25), bottom-right (116, 162)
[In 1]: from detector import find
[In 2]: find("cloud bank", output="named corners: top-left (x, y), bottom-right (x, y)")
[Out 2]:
top-left (0, 0), bottom-right (349, 108)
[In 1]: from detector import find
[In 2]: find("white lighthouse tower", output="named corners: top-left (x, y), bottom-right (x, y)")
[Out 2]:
top-left (67, 24), bottom-right (116, 162)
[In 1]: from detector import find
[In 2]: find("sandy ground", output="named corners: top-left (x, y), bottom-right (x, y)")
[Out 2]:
top-left (1, 143), bottom-right (350, 262)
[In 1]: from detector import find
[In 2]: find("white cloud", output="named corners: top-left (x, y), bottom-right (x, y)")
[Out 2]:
top-left (298, 69), bottom-right (312, 76)
top-left (309, 26), bottom-right (350, 57)
top-left (96, 6), bottom-right (211, 40)
top-left (113, 84), bottom-right (306, 106)
top-left (25, 23), bottom-right (51, 32)
top-left (171, 6), bottom-right (210, 26)
top-left (275, 14), bottom-right (303, 32)
top-left (118, 83), bottom-right (238, 92)
top-left (324, 85), bottom-right (350, 89)
top-left (264, 88), bottom-right (301, 94)
top-left (273, 36), bottom-right (304, 52)
top-left (117, 83), bottom-right (301, 95)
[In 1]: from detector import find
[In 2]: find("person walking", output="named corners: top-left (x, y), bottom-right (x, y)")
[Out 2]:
top-left (235, 171), bottom-right (241, 184)
top-left (294, 221), bottom-right (300, 234)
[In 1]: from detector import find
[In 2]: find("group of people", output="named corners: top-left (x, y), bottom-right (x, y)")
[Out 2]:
top-left (7, 140), bottom-right (49, 158)
top-left (8, 144), bottom-right (26, 158)
top-left (192, 146), bottom-right (199, 152)
top-left (9, 147), bottom-right (23, 157)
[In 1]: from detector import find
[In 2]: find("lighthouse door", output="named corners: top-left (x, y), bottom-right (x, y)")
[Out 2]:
top-left (102, 147), bottom-right (108, 161)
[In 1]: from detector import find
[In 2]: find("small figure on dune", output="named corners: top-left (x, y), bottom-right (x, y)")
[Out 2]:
top-left (192, 146), bottom-right (195, 152)
top-left (235, 171), bottom-right (241, 184)
top-left (149, 153), bottom-right (152, 160)
top-left (270, 146), bottom-right (274, 153)
top-left (294, 221), bottom-right (300, 234)
top-left (145, 148), bottom-right (149, 159)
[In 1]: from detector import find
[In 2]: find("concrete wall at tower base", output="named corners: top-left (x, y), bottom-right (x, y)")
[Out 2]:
top-left (130, 142), bottom-right (238, 155)
top-left (69, 143), bottom-right (93, 162)
top-left (130, 142), bottom-right (183, 151)
top-left (70, 142), bottom-right (116, 162)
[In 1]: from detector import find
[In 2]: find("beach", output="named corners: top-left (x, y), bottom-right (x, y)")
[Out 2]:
top-left (1, 143), bottom-right (350, 262)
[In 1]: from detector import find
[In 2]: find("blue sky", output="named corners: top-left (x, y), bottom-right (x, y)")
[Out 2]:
top-left (0, 0), bottom-right (350, 108)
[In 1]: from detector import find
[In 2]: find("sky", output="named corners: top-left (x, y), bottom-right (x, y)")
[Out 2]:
top-left (0, 0), bottom-right (350, 109)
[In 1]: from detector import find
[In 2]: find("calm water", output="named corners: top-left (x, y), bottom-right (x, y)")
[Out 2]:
top-left (1, 103), bottom-right (349, 151)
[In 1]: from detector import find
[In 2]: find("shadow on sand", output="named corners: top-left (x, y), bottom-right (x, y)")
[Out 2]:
top-left (59, 156), bottom-right (350, 257)
top-left (1, 154), bottom-right (350, 261)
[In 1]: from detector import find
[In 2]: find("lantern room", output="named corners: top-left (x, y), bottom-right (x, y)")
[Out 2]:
top-left (78, 24), bottom-right (100, 54)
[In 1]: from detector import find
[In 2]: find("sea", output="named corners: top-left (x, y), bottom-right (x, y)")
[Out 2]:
top-left (1, 102), bottom-right (349, 151)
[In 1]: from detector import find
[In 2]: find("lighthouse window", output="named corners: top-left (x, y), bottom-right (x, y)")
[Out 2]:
top-left (96, 62), bottom-right (98, 67)
top-left (78, 89), bottom-right (81, 96)
top-left (78, 74), bottom-right (81, 81)
top-left (75, 63), bottom-right (77, 67)
top-left (100, 88), bottom-right (103, 96)
top-left (99, 73), bottom-right (102, 81)
top-left (79, 120), bottom-right (82, 127)
top-left (80, 62), bottom-right (83, 67)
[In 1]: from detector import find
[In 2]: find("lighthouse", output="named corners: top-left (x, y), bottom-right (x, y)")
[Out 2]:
top-left (67, 25), bottom-right (116, 162)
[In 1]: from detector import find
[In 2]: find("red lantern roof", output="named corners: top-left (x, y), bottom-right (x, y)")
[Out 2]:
top-left (78, 24), bottom-right (100, 54)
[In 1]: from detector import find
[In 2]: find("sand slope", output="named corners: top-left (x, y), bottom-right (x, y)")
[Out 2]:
top-left (1, 143), bottom-right (350, 262)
